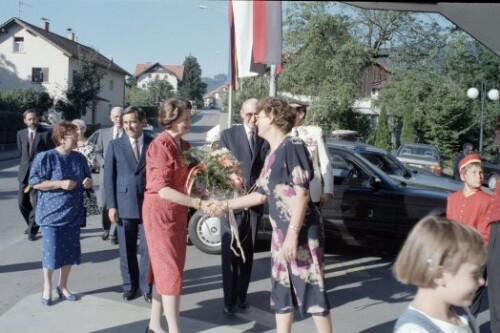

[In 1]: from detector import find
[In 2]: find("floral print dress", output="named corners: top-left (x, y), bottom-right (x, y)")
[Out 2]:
top-left (256, 136), bottom-right (330, 316)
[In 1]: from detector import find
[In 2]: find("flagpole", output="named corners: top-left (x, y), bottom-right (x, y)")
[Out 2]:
top-left (228, 83), bottom-right (233, 129)
top-left (269, 65), bottom-right (277, 97)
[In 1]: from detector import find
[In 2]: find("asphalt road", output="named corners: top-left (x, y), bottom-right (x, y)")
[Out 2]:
top-left (0, 109), bottom-right (491, 332)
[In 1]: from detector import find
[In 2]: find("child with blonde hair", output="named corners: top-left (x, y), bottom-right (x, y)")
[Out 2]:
top-left (393, 216), bottom-right (486, 333)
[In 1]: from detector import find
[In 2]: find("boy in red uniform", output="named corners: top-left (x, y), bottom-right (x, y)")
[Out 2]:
top-left (447, 153), bottom-right (500, 332)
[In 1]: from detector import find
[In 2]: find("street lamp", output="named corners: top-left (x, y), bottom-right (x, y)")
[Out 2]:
top-left (467, 83), bottom-right (499, 154)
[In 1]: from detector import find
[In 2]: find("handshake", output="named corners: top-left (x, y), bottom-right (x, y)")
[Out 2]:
top-left (199, 199), bottom-right (229, 217)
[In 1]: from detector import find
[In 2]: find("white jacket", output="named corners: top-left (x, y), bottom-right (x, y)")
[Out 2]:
top-left (294, 125), bottom-right (334, 202)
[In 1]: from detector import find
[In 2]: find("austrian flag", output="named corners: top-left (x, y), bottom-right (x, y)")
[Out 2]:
top-left (228, 0), bottom-right (282, 82)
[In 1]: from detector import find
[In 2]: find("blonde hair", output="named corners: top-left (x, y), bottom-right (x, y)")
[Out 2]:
top-left (393, 215), bottom-right (486, 288)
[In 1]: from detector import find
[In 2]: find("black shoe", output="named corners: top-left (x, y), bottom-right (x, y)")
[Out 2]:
top-left (223, 305), bottom-right (234, 316)
top-left (28, 234), bottom-right (36, 241)
top-left (110, 237), bottom-right (119, 245)
top-left (145, 326), bottom-right (156, 333)
top-left (101, 230), bottom-right (110, 240)
top-left (143, 292), bottom-right (152, 303)
top-left (122, 289), bottom-right (137, 301)
top-left (24, 228), bottom-right (28, 235)
top-left (237, 300), bottom-right (249, 310)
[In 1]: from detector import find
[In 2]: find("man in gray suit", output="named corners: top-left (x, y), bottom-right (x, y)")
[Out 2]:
top-left (104, 106), bottom-right (152, 302)
top-left (95, 106), bottom-right (124, 243)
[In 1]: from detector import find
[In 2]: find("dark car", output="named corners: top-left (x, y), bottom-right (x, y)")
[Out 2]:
top-left (394, 143), bottom-right (444, 175)
top-left (188, 146), bottom-right (448, 254)
top-left (328, 140), bottom-right (463, 193)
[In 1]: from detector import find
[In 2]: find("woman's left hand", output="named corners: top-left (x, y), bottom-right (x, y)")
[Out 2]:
top-left (82, 177), bottom-right (93, 189)
top-left (281, 231), bottom-right (299, 262)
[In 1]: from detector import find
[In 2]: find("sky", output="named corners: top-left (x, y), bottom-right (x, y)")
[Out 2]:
top-left (1, 0), bottom-right (231, 78)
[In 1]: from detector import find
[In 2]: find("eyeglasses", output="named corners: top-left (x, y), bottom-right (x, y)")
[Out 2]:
top-left (243, 113), bottom-right (257, 119)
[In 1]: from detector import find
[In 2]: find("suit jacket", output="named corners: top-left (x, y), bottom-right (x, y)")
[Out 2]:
top-left (17, 126), bottom-right (54, 183)
top-left (295, 125), bottom-right (333, 202)
top-left (95, 127), bottom-right (116, 168)
top-left (219, 125), bottom-right (269, 215)
top-left (103, 134), bottom-right (153, 220)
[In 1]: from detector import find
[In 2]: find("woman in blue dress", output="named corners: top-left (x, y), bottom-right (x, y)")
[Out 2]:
top-left (29, 121), bottom-right (93, 305)
top-left (210, 97), bottom-right (333, 333)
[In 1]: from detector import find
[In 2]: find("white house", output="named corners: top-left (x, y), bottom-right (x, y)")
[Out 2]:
top-left (133, 63), bottom-right (184, 92)
top-left (203, 83), bottom-right (228, 108)
top-left (0, 17), bottom-right (130, 126)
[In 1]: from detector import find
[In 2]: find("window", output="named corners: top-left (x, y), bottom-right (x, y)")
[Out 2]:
top-left (13, 37), bottom-right (24, 53)
top-left (32, 68), bottom-right (49, 83)
top-left (109, 80), bottom-right (114, 91)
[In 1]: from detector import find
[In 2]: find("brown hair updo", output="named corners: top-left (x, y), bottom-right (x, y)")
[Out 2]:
top-left (158, 97), bottom-right (192, 129)
top-left (257, 97), bottom-right (295, 134)
top-left (52, 121), bottom-right (77, 146)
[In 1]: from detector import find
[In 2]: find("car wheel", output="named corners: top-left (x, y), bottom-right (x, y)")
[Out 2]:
top-left (488, 173), bottom-right (498, 189)
top-left (188, 210), bottom-right (222, 254)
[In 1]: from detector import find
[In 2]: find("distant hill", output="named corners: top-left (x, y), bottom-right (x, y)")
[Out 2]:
top-left (202, 73), bottom-right (227, 93)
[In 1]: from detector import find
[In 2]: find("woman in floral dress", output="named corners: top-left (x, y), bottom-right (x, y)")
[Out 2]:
top-left (211, 97), bottom-right (332, 333)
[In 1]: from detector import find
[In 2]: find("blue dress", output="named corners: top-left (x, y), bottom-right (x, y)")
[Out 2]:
top-left (29, 149), bottom-right (90, 270)
top-left (256, 136), bottom-right (330, 316)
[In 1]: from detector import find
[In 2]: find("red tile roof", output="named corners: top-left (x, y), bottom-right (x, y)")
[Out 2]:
top-left (133, 63), bottom-right (184, 81)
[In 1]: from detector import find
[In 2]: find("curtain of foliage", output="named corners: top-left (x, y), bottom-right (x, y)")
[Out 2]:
top-left (374, 107), bottom-right (391, 150)
top-left (126, 78), bottom-right (174, 107)
top-left (57, 52), bottom-right (105, 120)
top-left (178, 55), bottom-right (207, 104)
top-left (0, 88), bottom-right (53, 113)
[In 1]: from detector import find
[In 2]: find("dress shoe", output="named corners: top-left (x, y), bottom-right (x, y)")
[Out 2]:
top-left (101, 230), bottom-right (110, 240)
top-left (237, 300), bottom-right (249, 310)
top-left (41, 297), bottom-right (52, 306)
top-left (56, 286), bottom-right (78, 301)
top-left (28, 234), bottom-right (36, 241)
top-left (110, 237), bottom-right (119, 245)
top-left (143, 292), bottom-right (152, 303)
top-left (223, 305), bottom-right (234, 316)
top-left (24, 228), bottom-right (28, 235)
top-left (123, 289), bottom-right (137, 301)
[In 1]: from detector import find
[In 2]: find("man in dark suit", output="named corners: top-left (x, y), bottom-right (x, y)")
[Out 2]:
top-left (95, 106), bottom-right (124, 244)
top-left (104, 106), bottom-right (152, 302)
top-left (16, 109), bottom-right (54, 241)
top-left (453, 142), bottom-right (474, 180)
top-left (218, 98), bottom-right (269, 315)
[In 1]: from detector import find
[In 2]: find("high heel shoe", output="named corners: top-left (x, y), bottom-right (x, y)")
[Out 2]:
top-left (56, 286), bottom-right (78, 301)
top-left (41, 297), bottom-right (52, 306)
top-left (145, 326), bottom-right (156, 333)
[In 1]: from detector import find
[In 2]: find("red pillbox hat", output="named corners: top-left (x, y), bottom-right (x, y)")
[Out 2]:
top-left (459, 153), bottom-right (482, 172)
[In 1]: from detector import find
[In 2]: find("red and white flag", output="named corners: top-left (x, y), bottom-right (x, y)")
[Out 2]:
top-left (228, 0), bottom-right (282, 85)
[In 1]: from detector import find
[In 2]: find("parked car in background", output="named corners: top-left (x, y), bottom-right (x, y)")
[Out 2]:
top-left (394, 143), bottom-right (444, 175)
top-left (188, 144), bottom-right (449, 254)
top-left (328, 141), bottom-right (463, 193)
top-left (481, 150), bottom-right (500, 188)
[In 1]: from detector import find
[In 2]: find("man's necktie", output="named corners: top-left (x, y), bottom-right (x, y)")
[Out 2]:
top-left (294, 128), bottom-right (299, 137)
top-left (28, 131), bottom-right (34, 155)
top-left (249, 131), bottom-right (256, 157)
top-left (132, 139), bottom-right (140, 162)
top-left (113, 128), bottom-right (119, 139)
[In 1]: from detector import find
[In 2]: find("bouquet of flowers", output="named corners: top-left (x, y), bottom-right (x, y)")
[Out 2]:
top-left (185, 147), bottom-right (247, 262)
top-left (185, 148), bottom-right (243, 199)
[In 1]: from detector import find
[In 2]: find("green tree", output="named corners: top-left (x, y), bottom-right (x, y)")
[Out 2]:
top-left (178, 55), bottom-right (207, 104)
top-left (374, 107), bottom-right (391, 149)
top-left (126, 78), bottom-right (174, 107)
top-left (57, 53), bottom-right (105, 120)
top-left (0, 88), bottom-right (53, 113)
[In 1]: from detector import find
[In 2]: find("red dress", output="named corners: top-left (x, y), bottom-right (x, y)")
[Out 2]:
top-left (143, 131), bottom-right (190, 295)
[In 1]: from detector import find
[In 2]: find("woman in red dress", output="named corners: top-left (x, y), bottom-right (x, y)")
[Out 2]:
top-left (143, 97), bottom-right (210, 333)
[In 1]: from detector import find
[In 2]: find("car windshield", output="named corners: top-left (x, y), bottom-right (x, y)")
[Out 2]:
top-left (359, 151), bottom-right (406, 176)
top-left (398, 145), bottom-right (439, 161)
